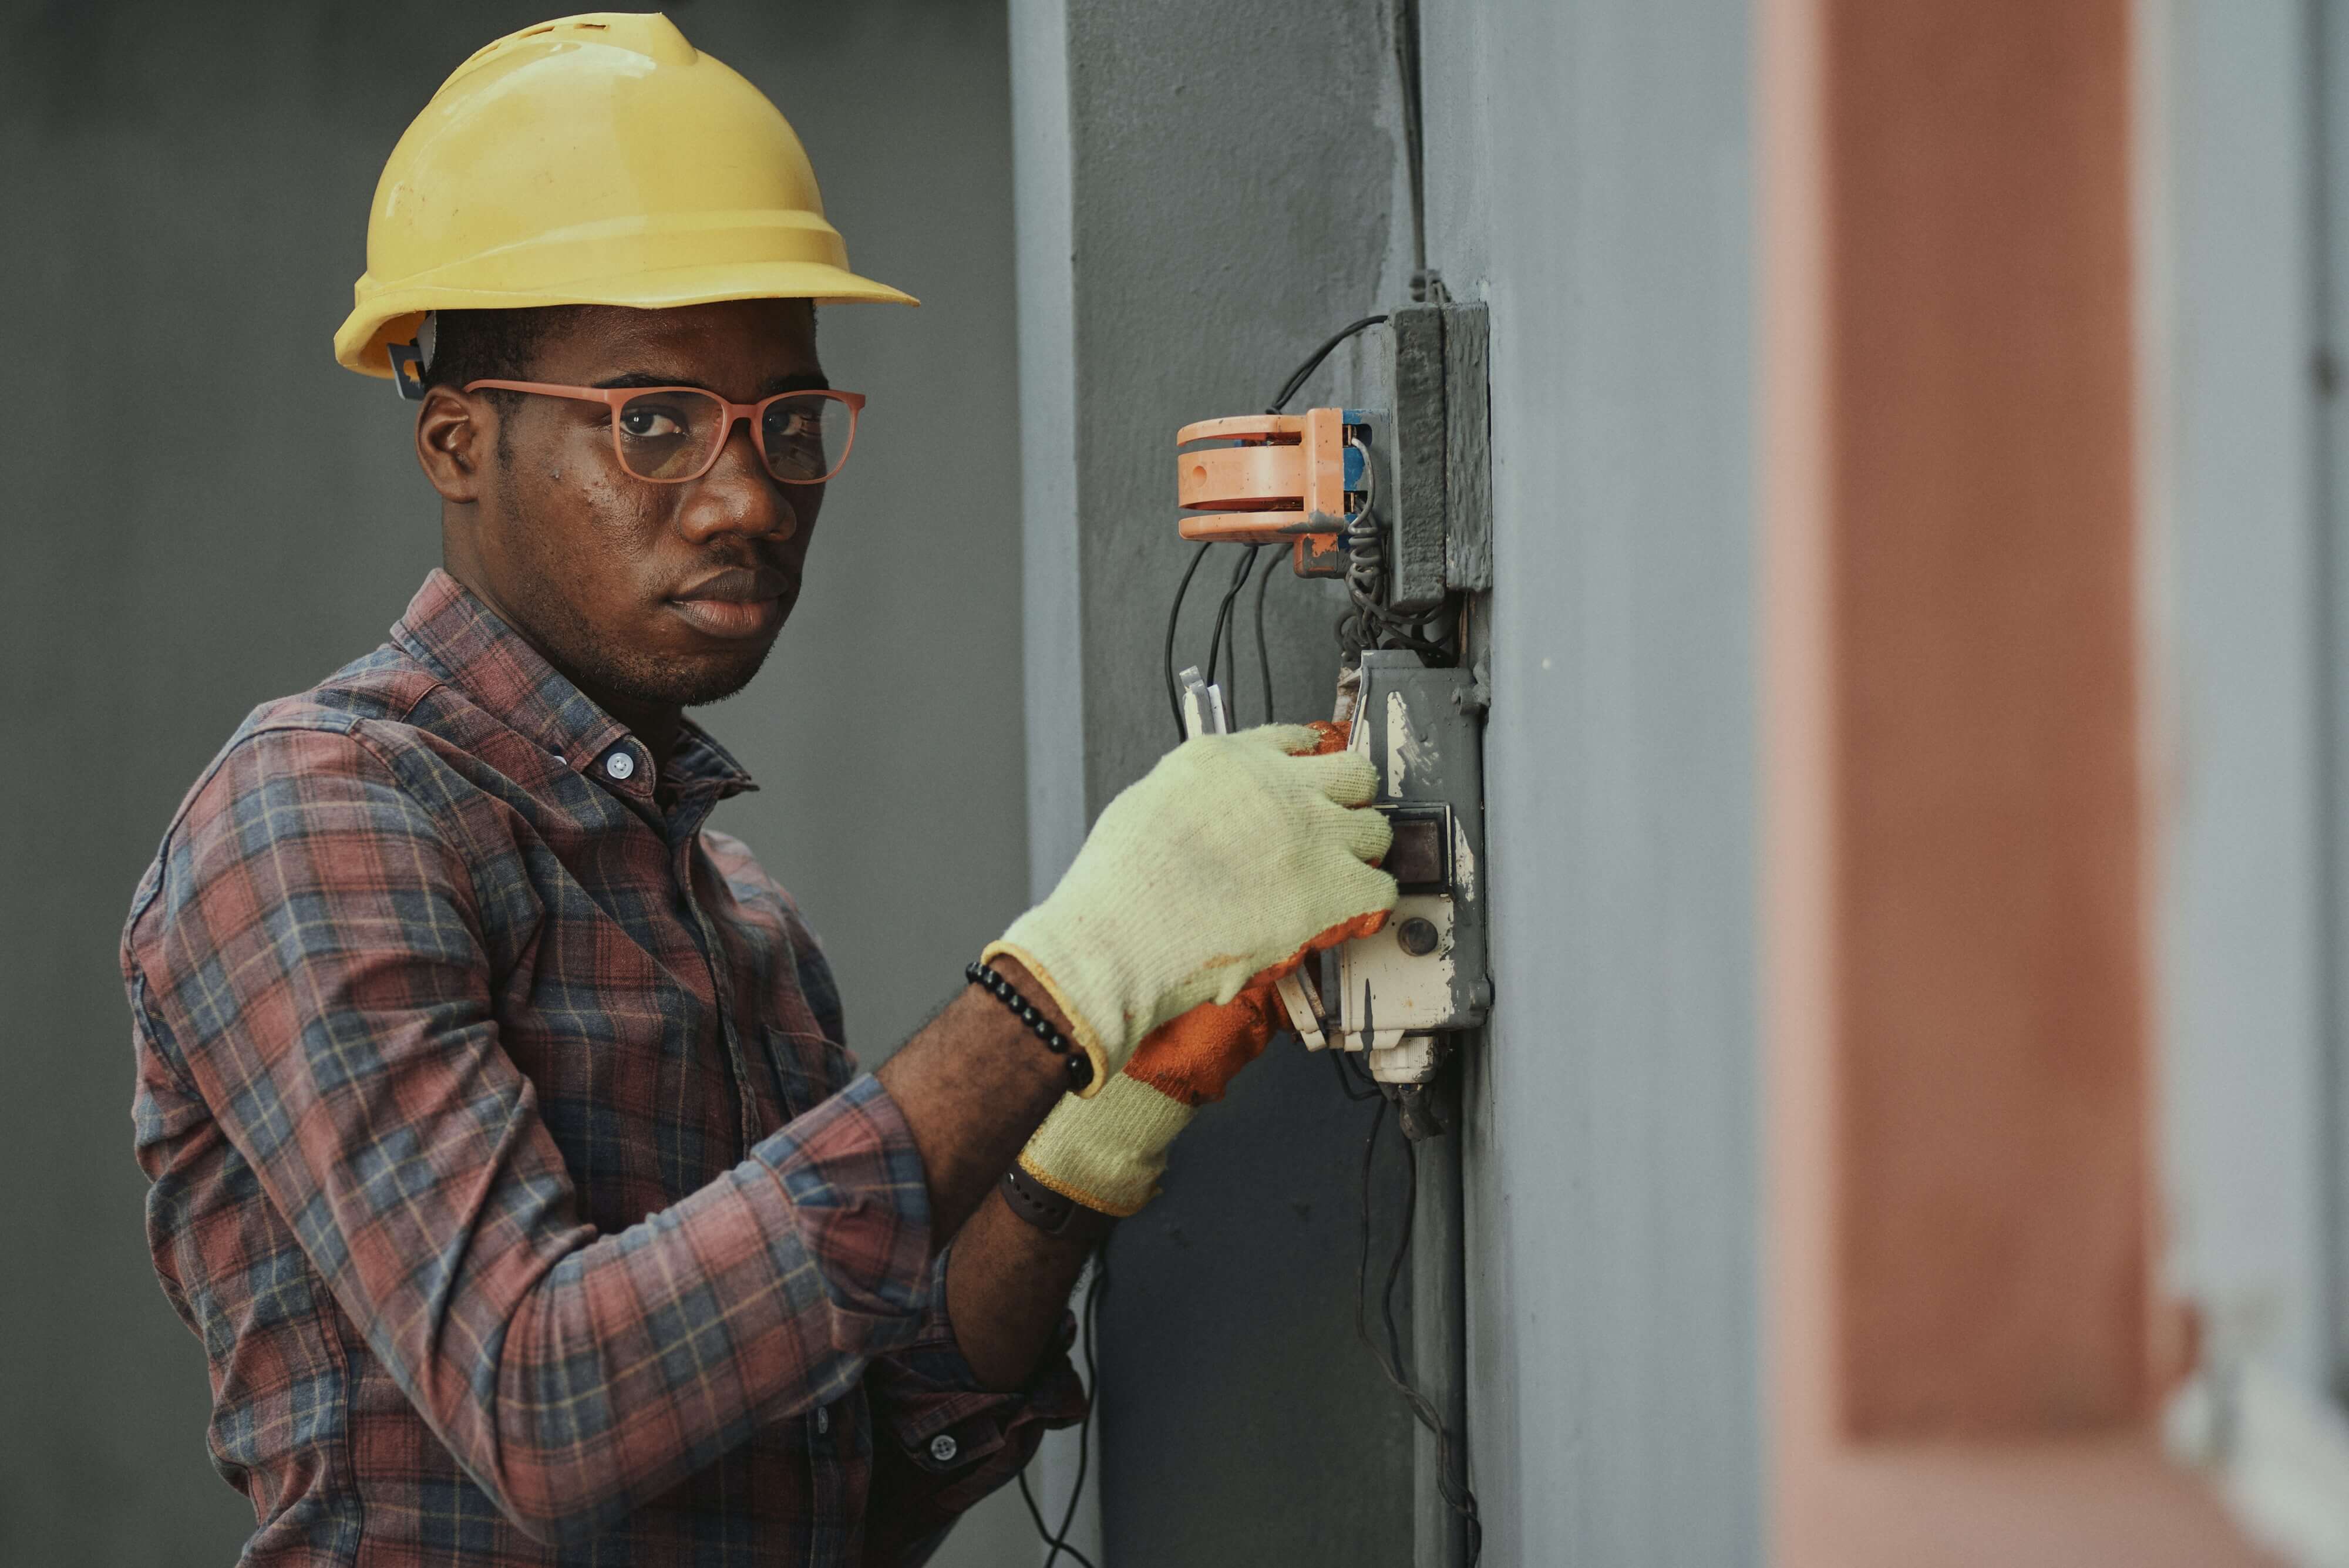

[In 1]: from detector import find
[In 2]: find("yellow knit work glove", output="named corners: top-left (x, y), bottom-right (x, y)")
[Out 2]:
top-left (983, 723), bottom-right (1395, 1094)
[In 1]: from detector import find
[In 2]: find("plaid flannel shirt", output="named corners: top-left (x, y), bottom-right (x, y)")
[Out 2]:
top-left (122, 570), bottom-right (1083, 1566)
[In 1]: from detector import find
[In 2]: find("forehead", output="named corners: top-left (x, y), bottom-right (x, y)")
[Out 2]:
top-left (530, 300), bottom-right (821, 392)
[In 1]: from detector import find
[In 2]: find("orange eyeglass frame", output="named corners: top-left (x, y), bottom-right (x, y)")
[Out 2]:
top-left (463, 380), bottom-right (867, 485)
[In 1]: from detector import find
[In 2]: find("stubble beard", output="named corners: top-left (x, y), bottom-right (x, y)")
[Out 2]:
top-left (493, 527), bottom-right (786, 715)
top-left (519, 575), bottom-right (782, 713)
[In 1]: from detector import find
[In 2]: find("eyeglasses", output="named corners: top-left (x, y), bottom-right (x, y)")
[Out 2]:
top-left (464, 381), bottom-right (866, 485)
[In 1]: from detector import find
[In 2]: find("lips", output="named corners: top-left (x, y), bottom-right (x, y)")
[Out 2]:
top-left (668, 565), bottom-right (793, 640)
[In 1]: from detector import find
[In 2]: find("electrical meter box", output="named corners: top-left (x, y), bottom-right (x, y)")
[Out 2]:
top-left (1331, 650), bottom-right (1489, 1082)
top-left (1173, 299), bottom-right (1495, 1095)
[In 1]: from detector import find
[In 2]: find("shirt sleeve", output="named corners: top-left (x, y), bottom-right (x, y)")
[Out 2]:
top-left (696, 824), bottom-right (1092, 1563)
top-left (123, 722), bottom-right (937, 1548)
top-left (858, 1251), bottom-right (1091, 1568)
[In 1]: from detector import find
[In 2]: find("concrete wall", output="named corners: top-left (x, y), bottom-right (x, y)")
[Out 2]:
top-left (1014, 1), bottom-right (1761, 1563)
top-left (1012, 3), bottom-right (1420, 1564)
top-left (1415, 1), bottom-right (1763, 1560)
top-left (0, 4), bottom-right (1035, 1564)
top-left (2153, 0), bottom-right (2334, 1404)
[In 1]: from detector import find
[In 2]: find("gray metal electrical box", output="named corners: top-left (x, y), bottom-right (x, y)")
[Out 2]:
top-left (1331, 651), bottom-right (1490, 1082)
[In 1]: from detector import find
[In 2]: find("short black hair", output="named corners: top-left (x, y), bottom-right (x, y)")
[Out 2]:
top-left (422, 307), bottom-right (567, 393)
top-left (424, 307), bottom-right (574, 467)
top-left (424, 300), bottom-right (820, 392)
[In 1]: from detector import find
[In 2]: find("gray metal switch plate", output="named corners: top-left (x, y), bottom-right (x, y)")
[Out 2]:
top-left (1334, 651), bottom-right (1489, 1057)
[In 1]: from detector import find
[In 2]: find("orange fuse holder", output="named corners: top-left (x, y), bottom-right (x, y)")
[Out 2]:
top-left (1175, 406), bottom-right (1368, 578)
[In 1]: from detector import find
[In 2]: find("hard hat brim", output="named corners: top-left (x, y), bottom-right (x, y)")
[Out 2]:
top-left (333, 260), bottom-right (918, 379)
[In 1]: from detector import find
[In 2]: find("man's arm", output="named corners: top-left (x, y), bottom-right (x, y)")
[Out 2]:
top-left (871, 958), bottom-right (1073, 1242)
top-left (940, 1189), bottom-right (1104, 1387)
top-left (876, 956), bottom-right (1103, 1388)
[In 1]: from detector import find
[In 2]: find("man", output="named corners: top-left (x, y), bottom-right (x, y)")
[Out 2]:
top-left (120, 14), bottom-right (1394, 1566)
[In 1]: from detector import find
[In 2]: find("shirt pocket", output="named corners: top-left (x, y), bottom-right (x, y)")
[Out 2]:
top-left (758, 1024), bottom-right (857, 1122)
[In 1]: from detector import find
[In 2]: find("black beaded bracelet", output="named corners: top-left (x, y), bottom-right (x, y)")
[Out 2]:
top-left (965, 961), bottom-right (1095, 1093)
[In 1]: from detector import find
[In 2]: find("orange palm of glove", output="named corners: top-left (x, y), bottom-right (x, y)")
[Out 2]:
top-left (1123, 719), bottom-right (1386, 1108)
top-left (1123, 908), bottom-right (1387, 1106)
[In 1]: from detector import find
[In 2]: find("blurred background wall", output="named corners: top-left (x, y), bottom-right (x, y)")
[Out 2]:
top-left (0, 4), bottom-right (1038, 1563)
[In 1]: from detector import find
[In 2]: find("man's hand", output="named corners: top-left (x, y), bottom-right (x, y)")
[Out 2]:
top-left (984, 723), bottom-right (1397, 1091)
top-left (1016, 910), bottom-right (1384, 1216)
top-left (873, 722), bottom-right (1396, 1388)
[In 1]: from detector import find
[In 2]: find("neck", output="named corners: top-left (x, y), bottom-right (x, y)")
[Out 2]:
top-left (442, 558), bottom-right (685, 772)
top-left (597, 695), bottom-right (685, 771)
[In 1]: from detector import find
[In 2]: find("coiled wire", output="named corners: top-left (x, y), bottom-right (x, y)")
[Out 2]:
top-left (1336, 461), bottom-right (1455, 665)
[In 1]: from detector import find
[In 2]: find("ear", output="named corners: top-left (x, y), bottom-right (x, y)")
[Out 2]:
top-left (414, 386), bottom-right (493, 504)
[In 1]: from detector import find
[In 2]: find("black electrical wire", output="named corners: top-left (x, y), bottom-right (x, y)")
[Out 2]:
top-left (1267, 315), bottom-right (1389, 415)
top-left (1017, 1480), bottom-right (1091, 1568)
top-left (1328, 1039), bottom-right (1382, 1102)
top-left (1204, 544), bottom-right (1261, 692)
top-left (1252, 547), bottom-right (1279, 726)
top-left (1354, 1095), bottom-right (1390, 1350)
top-left (1222, 554), bottom-right (1248, 706)
top-left (1017, 1239), bottom-right (1109, 1568)
top-left (1162, 540), bottom-right (1215, 743)
top-left (1379, 1131), bottom-right (1418, 1389)
top-left (1355, 1092), bottom-right (1485, 1564)
top-left (1054, 1254), bottom-right (1106, 1566)
top-left (1394, 0), bottom-right (1430, 294)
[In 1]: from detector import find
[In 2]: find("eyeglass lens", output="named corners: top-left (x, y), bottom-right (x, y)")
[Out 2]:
top-left (614, 390), bottom-right (850, 484)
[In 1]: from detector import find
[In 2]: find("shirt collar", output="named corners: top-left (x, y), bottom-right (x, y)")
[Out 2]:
top-left (390, 568), bottom-right (756, 800)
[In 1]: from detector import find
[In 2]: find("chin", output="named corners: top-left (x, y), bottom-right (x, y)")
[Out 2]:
top-left (673, 642), bottom-right (779, 708)
top-left (585, 636), bottom-right (777, 712)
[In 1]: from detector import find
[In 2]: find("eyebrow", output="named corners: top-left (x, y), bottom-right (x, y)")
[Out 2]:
top-left (592, 369), bottom-right (833, 398)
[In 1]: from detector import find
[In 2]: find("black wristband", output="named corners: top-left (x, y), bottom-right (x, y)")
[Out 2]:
top-left (965, 961), bottom-right (1095, 1093)
top-left (1002, 1163), bottom-right (1086, 1236)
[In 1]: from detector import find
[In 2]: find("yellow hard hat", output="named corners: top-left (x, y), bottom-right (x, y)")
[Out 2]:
top-left (334, 11), bottom-right (915, 381)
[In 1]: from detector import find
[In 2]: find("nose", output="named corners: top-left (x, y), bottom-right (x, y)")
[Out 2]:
top-left (677, 416), bottom-right (797, 545)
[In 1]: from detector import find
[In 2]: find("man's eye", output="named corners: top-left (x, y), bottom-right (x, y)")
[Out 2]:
top-left (620, 406), bottom-right (688, 439)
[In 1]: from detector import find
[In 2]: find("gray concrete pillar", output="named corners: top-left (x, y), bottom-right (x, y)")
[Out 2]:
top-left (1011, 2), bottom-right (1420, 1564)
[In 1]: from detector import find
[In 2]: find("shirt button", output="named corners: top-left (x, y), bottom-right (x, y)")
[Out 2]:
top-left (603, 748), bottom-right (637, 782)
top-left (815, 1406), bottom-right (830, 1435)
top-left (928, 1434), bottom-right (959, 1465)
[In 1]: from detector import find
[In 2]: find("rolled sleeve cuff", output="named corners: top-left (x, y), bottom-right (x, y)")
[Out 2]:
top-left (741, 1073), bottom-right (937, 1364)
top-left (865, 1251), bottom-right (1089, 1504)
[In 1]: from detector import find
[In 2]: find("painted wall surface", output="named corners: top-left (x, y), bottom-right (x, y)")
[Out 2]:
top-left (1013, 2), bottom-right (1421, 1564)
top-left (2156, 0), bottom-right (2333, 1404)
top-left (0, 5), bottom-right (1038, 1564)
top-left (1014, 1), bottom-right (1759, 1563)
top-left (1414, 0), bottom-right (1764, 1560)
